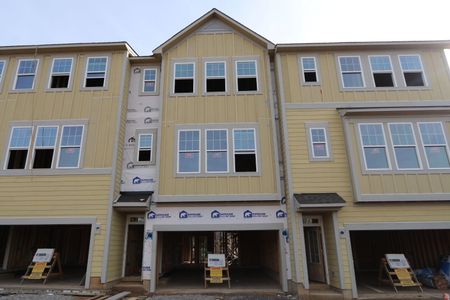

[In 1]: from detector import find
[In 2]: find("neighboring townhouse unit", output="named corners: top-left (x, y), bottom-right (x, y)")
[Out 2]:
top-left (275, 41), bottom-right (450, 298)
top-left (0, 42), bottom-right (136, 289)
top-left (139, 9), bottom-right (290, 292)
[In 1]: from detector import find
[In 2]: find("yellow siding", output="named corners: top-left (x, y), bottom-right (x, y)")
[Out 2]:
top-left (280, 49), bottom-right (450, 104)
top-left (159, 31), bottom-right (278, 196)
top-left (322, 215), bottom-right (340, 288)
top-left (107, 211), bottom-right (126, 281)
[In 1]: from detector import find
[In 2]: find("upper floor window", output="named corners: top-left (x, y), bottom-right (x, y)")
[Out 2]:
top-left (339, 56), bottom-right (364, 88)
top-left (14, 59), bottom-right (38, 90)
top-left (309, 128), bottom-right (329, 158)
top-left (143, 68), bottom-right (157, 93)
top-left (233, 129), bottom-right (257, 172)
top-left (418, 122), bottom-right (450, 168)
top-left (5, 127), bottom-right (33, 169)
top-left (0, 60), bottom-right (5, 83)
top-left (174, 63), bottom-right (195, 94)
top-left (399, 55), bottom-right (426, 87)
top-left (33, 126), bottom-right (58, 169)
top-left (58, 125), bottom-right (84, 168)
top-left (236, 60), bottom-right (258, 92)
top-left (137, 133), bottom-right (153, 162)
top-left (359, 124), bottom-right (390, 170)
top-left (49, 58), bottom-right (73, 89)
top-left (369, 55), bottom-right (395, 87)
top-left (177, 130), bottom-right (200, 173)
top-left (388, 123), bottom-right (420, 169)
top-left (205, 62), bottom-right (226, 93)
top-left (206, 129), bottom-right (228, 173)
top-left (85, 57), bottom-right (107, 88)
top-left (301, 57), bottom-right (319, 83)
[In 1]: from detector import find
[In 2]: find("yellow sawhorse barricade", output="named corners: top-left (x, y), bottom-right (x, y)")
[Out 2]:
top-left (21, 248), bottom-right (63, 285)
top-left (379, 253), bottom-right (423, 293)
top-left (204, 254), bottom-right (231, 288)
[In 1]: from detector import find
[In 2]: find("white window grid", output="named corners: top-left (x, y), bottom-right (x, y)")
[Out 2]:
top-left (13, 59), bottom-right (39, 90)
top-left (48, 58), bottom-right (73, 89)
top-left (232, 128), bottom-right (258, 172)
top-left (388, 122), bottom-right (422, 170)
top-left (338, 56), bottom-right (365, 88)
top-left (418, 122), bottom-right (450, 169)
top-left (368, 55), bottom-right (396, 87)
top-left (142, 68), bottom-right (157, 93)
top-left (205, 129), bottom-right (228, 173)
top-left (358, 123), bottom-right (391, 170)
top-left (137, 133), bottom-right (153, 162)
top-left (4, 126), bottom-right (33, 169)
top-left (235, 60), bottom-right (258, 91)
top-left (173, 62), bottom-right (195, 93)
top-left (32, 126), bottom-right (59, 168)
top-left (205, 61), bottom-right (227, 93)
top-left (84, 57), bottom-right (108, 87)
top-left (398, 54), bottom-right (427, 86)
top-left (309, 127), bottom-right (329, 158)
top-left (301, 57), bottom-right (319, 83)
top-left (56, 125), bottom-right (84, 169)
top-left (177, 129), bottom-right (201, 174)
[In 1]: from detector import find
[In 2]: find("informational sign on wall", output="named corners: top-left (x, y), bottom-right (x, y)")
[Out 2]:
top-left (32, 248), bottom-right (54, 263)
top-left (386, 253), bottom-right (410, 269)
top-left (208, 254), bottom-right (226, 267)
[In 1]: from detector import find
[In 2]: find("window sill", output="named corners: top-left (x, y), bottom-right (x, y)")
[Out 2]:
top-left (8, 89), bottom-right (36, 94)
top-left (0, 168), bottom-right (112, 176)
top-left (45, 88), bottom-right (73, 92)
top-left (80, 87), bottom-right (109, 92)
top-left (340, 86), bottom-right (431, 92)
top-left (361, 168), bottom-right (450, 175)
top-left (175, 172), bottom-right (261, 178)
top-left (235, 91), bottom-right (263, 95)
top-left (170, 92), bottom-right (197, 97)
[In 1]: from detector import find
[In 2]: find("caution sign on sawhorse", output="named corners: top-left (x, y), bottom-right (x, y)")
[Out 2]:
top-left (21, 248), bottom-right (63, 285)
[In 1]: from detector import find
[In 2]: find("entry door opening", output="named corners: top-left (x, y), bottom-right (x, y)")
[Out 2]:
top-left (305, 226), bottom-right (326, 283)
top-left (125, 224), bottom-right (144, 277)
top-left (157, 230), bottom-right (281, 290)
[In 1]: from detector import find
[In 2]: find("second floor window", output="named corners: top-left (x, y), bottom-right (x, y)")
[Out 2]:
top-left (359, 123), bottom-right (389, 170)
top-left (58, 126), bottom-right (84, 168)
top-left (49, 58), bottom-right (73, 89)
top-left (399, 55), bottom-right (426, 87)
top-left (205, 62), bottom-right (226, 92)
top-left (236, 60), bottom-right (258, 92)
top-left (369, 55), bottom-right (394, 87)
top-left (310, 128), bottom-right (329, 158)
top-left (137, 133), bottom-right (153, 162)
top-left (301, 57), bottom-right (319, 83)
top-left (143, 68), bottom-right (157, 93)
top-left (388, 123), bottom-right (420, 169)
top-left (6, 127), bottom-right (33, 169)
top-left (33, 126), bottom-right (58, 168)
top-left (418, 122), bottom-right (450, 168)
top-left (233, 129), bottom-right (257, 172)
top-left (206, 129), bottom-right (228, 172)
top-left (339, 56), bottom-right (364, 88)
top-left (85, 57), bottom-right (107, 88)
top-left (174, 63), bottom-right (194, 94)
top-left (0, 60), bottom-right (5, 84)
top-left (178, 130), bottom-right (200, 173)
top-left (14, 59), bottom-right (38, 90)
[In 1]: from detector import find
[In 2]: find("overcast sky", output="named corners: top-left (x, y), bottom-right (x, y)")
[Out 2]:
top-left (1, 0), bottom-right (450, 55)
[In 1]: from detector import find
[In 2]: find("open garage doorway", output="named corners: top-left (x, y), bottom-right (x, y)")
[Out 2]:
top-left (155, 230), bottom-right (282, 291)
top-left (0, 224), bottom-right (92, 289)
top-left (350, 229), bottom-right (450, 297)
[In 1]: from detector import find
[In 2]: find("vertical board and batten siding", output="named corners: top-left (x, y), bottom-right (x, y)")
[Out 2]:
top-left (322, 215), bottom-right (339, 288)
top-left (280, 49), bottom-right (450, 104)
top-left (0, 51), bottom-right (129, 278)
top-left (158, 31), bottom-right (278, 196)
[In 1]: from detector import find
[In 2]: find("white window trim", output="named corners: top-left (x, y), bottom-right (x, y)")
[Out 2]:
top-left (417, 121), bottom-right (450, 170)
top-left (368, 55), bottom-right (396, 88)
top-left (232, 128), bottom-right (258, 173)
top-left (338, 56), bottom-right (365, 88)
top-left (358, 123), bottom-right (391, 171)
top-left (0, 59), bottom-right (7, 90)
top-left (205, 129), bottom-right (229, 174)
top-left (84, 56), bottom-right (108, 88)
top-left (309, 127), bottom-right (330, 159)
top-left (137, 133), bottom-right (153, 163)
top-left (173, 62), bottom-right (196, 94)
top-left (387, 122), bottom-right (422, 170)
top-left (398, 54), bottom-right (428, 87)
top-left (31, 126), bottom-right (59, 169)
top-left (4, 126), bottom-right (33, 170)
top-left (13, 59), bottom-right (39, 91)
top-left (56, 125), bottom-right (85, 169)
top-left (48, 57), bottom-right (74, 89)
top-left (235, 60), bottom-right (258, 92)
top-left (204, 61), bottom-right (227, 94)
top-left (300, 57), bottom-right (319, 84)
top-left (142, 68), bottom-right (157, 93)
top-left (177, 129), bottom-right (201, 174)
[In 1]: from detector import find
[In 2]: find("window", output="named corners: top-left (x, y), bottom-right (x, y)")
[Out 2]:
top-left (178, 130), bottom-right (200, 173)
top-left (206, 129), bottom-right (228, 172)
top-left (369, 55), bottom-right (395, 87)
top-left (338, 56), bottom-right (364, 88)
top-left (174, 63), bottom-right (194, 94)
top-left (0, 60), bottom-right (5, 83)
top-left (143, 68), bottom-right (157, 93)
top-left (233, 129), bottom-right (257, 172)
top-left (301, 57), bottom-right (319, 83)
top-left (359, 124), bottom-right (390, 169)
top-left (399, 55), bottom-right (426, 87)
top-left (84, 57), bottom-right (107, 87)
top-left (14, 59), bottom-right (38, 90)
top-left (205, 62), bottom-right (226, 92)
top-left (388, 123), bottom-right (420, 169)
top-left (49, 58), bottom-right (72, 89)
top-left (236, 60), bottom-right (257, 92)
top-left (137, 133), bottom-right (152, 162)
top-left (418, 122), bottom-right (450, 169)
top-left (58, 125), bottom-right (83, 168)
top-left (33, 126), bottom-right (58, 169)
top-left (6, 127), bottom-right (33, 169)
top-left (309, 128), bottom-right (329, 158)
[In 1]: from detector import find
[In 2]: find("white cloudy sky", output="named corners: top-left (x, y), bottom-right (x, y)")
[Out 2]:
top-left (1, 0), bottom-right (450, 55)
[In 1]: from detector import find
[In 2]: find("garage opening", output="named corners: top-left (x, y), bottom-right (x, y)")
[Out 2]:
top-left (0, 225), bottom-right (91, 288)
top-left (350, 229), bottom-right (450, 295)
top-left (156, 230), bottom-right (281, 291)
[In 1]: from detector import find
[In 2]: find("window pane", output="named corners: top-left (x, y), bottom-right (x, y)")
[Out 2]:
top-left (179, 131), bottom-right (199, 151)
top-left (339, 57), bottom-right (361, 72)
top-left (234, 129), bottom-right (255, 150)
top-left (400, 55), bottom-right (422, 70)
top-left (360, 124), bottom-right (385, 146)
top-left (139, 134), bottom-right (152, 149)
top-left (389, 124), bottom-right (415, 145)
top-left (236, 61), bottom-right (256, 76)
top-left (52, 58), bottom-right (72, 73)
top-left (207, 151), bottom-right (227, 172)
top-left (144, 81), bottom-right (156, 92)
top-left (302, 58), bottom-right (316, 70)
top-left (8, 150), bottom-right (28, 169)
top-left (364, 147), bottom-right (389, 169)
top-left (207, 130), bottom-right (227, 150)
top-left (425, 146), bottom-right (450, 168)
top-left (395, 147), bottom-right (420, 169)
top-left (175, 63), bottom-right (194, 78)
top-left (15, 75), bottom-right (35, 89)
top-left (61, 126), bottom-right (83, 146)
top-left (178, 152), bottom-right (199, 172)
top-left (313, 143), bottom-right (327, 157)
top-left (235, 153), bottom-right (257, 172)
top-left (311, 128), bottom-right (326, 143)
top-left (58, 147), bottom-right (80, 167)
top-left (0, 61), bottom-right (4, 76)
top-left (18, 60), bottom-right (37, 74)
top-left (419, 123), bottom-right (446, 145)
top-left (144, 69), bottom-right (156, 81)
top-left (404, 72), bottom-right (424, 86)
top-left (35, 127), bottom-right (57, 147)
top-left (370, 56), bottom-right (392, 71)
top-left (10, 127), bottom-right (32, 148)
top-left (342, 73), bottom-right (363, 88)
top-left (206, 62), bottom-right (225, 77)
top-left (87, 57), bottom-right (107, 72)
